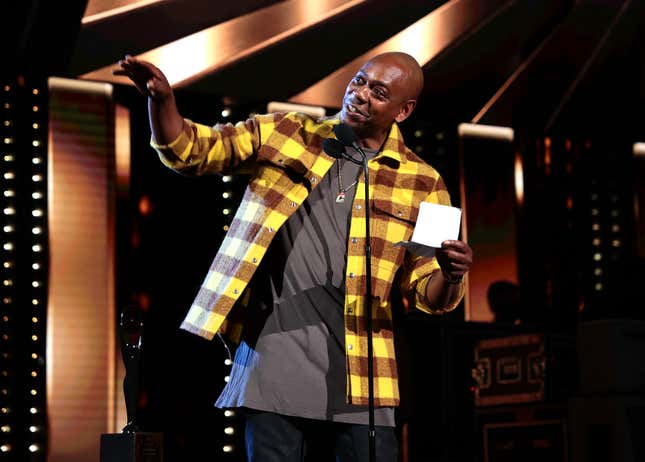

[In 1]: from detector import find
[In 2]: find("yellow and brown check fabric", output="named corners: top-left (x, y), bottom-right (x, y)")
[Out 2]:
top-left (152, 112), bottom-right (464, 406)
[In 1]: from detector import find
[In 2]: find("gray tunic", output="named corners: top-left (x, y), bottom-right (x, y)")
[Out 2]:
top-left (215, 147), bottom-right (395, 426)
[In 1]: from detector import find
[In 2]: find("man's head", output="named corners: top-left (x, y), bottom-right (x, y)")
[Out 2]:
top-left (339, 52), bottom-right (424, 148)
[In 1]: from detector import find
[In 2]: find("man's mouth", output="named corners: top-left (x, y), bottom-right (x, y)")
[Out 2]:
top-left (346, 102), bottom-right (368, 118)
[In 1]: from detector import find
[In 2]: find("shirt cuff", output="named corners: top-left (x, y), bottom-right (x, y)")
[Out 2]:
top-left (150, 119), bottom-right (194, 163)
top-left (414, 271), bottom-right (465, 314)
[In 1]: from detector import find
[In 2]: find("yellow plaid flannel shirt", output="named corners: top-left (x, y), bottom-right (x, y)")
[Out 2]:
top-left (153, 111), bottom-right (464, 406)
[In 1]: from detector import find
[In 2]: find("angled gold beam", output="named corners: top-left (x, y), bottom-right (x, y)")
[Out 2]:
top-left (289, 0), bottom-right (511, 108)
top-left (82, 0), bottom-right (166, 24)
top-left (544, 0), bottom-right (632, 131)
top-left (472, 0), bottom-right (631, 127)
top-left (81, 0), bottom-right (365, 87)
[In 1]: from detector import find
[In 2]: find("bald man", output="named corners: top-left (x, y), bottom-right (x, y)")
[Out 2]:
top-left (116, 52), bottom-right (472, 462)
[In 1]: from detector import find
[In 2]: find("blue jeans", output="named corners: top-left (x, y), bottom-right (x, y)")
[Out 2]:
top-left (244, 410), bottom-right (398, 462)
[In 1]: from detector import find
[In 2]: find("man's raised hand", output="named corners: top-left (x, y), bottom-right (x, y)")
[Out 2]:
top-left (113, 55), bottom-right (183, 145)
top-left (113, 55), bottom-right (172, 100)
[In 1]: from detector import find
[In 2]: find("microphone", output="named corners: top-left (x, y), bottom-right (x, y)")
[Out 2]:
top-left (322, 138), bottom-right (346, 159)
top-left (334, 123), bottom-right (364, 156)
top-left (323, 137), bottom-right (362, 165)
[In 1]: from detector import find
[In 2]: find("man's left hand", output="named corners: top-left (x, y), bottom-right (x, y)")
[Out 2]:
top-left (436, 240), bottom-right (473, 281)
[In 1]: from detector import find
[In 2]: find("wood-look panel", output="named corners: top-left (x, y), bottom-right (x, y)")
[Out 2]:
top-left (47, 77), bottom-right (120, 462)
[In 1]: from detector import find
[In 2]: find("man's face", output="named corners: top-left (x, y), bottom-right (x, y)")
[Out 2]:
top-left (339, 58), bottom-right (414, 140)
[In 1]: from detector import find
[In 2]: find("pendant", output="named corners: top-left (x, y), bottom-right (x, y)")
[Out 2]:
top-left (335, 191), bottom-right (346, 203)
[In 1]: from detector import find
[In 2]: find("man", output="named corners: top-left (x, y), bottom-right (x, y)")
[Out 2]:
top-left (115, 52), bottom-right (472, 461)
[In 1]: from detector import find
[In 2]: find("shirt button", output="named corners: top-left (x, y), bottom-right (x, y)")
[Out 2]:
top-left (397, 211), bottom-right (403, 216)
top-left (233, 289), bottom-right (239, 295)
top-left (252, 257), bottom-right (257, 263)
top-left (347, 344), bottom-right (353, 351)
top-left (356, 204), bottom-right (362, 210)
top-left (278, 159), bottom-right (284, 164)
top-left (269, 227), bottom-right (274, 233)
top-left (347, 307), bottom-right (353, 314)
top-left (290, 202), bottom-right (296, 207)
top-left (351, 237), bottom-right (357, 244)
top-left (311, 177), bottom-right (317, 183)
top-left (349, 273), bottom-right (354, 278)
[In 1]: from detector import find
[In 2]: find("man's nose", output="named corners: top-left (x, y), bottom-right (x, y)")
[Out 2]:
top-left (354, 85), bottom-right (369, 103)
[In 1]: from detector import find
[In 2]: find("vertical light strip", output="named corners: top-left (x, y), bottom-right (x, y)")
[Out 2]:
top-left (29, 80), bottom-right (47, 458)
top-left (47, 77), bottom-right (116, 462)
top-left (0, 80), bottom-right (16, 458)
top-left (634, 142), bottom-right (645, 260)
top-left (457, 123), bottom-right (516, 322)
top-left (514, 150), bottom-right (524, 206)
top-left (1, 77), bottom-right (48, 460)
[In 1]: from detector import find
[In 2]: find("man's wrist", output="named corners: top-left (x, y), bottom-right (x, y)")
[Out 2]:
top-left (442, 271), bottom-right (464, 284)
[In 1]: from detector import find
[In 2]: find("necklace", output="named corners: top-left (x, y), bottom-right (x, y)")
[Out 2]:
top-left (335, 159), bottom-right (358, 203)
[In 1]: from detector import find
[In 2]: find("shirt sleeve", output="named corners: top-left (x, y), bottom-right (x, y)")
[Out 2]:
top-left (398, 174), bottom-right (465, 314)
top-left (150, 115), bottom-right (265, 176)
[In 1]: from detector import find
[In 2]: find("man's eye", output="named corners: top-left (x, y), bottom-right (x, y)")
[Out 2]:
top-left (354, 77), bottom-right (364, 84)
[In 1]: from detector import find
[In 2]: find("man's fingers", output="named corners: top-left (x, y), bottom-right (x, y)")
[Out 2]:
top-left (112, 56), bottom-right (170, 100)
top-left (437, 248), bottom-right (471, 263)
top-left (443, 262), bottom-right (469, 272)
top-left (146, 80), bottom-right (157, 97)
top-left (125, 57), bottom-right (160, 78)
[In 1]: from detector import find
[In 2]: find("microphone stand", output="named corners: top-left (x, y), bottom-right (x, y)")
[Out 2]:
top-left (323, 134), bottom-right (376, 462)
top-left (358, 149), bottom-right (376, 462)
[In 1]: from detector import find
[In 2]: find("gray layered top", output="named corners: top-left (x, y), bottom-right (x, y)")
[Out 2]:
top-left (215, 147), bottom-right (394, 426)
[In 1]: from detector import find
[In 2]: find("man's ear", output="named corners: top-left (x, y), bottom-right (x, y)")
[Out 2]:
top-left (395, 99), bottom-right (417, 123)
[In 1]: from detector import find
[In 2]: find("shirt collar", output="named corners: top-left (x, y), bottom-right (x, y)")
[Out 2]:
top-left (377, 122), bottom-right (408, 164)
top-left (327, 116), bottom-right (408, 164)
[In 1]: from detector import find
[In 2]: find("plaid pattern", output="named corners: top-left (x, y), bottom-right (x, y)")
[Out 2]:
top-left (153, 112), bottom-right (464, 406)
